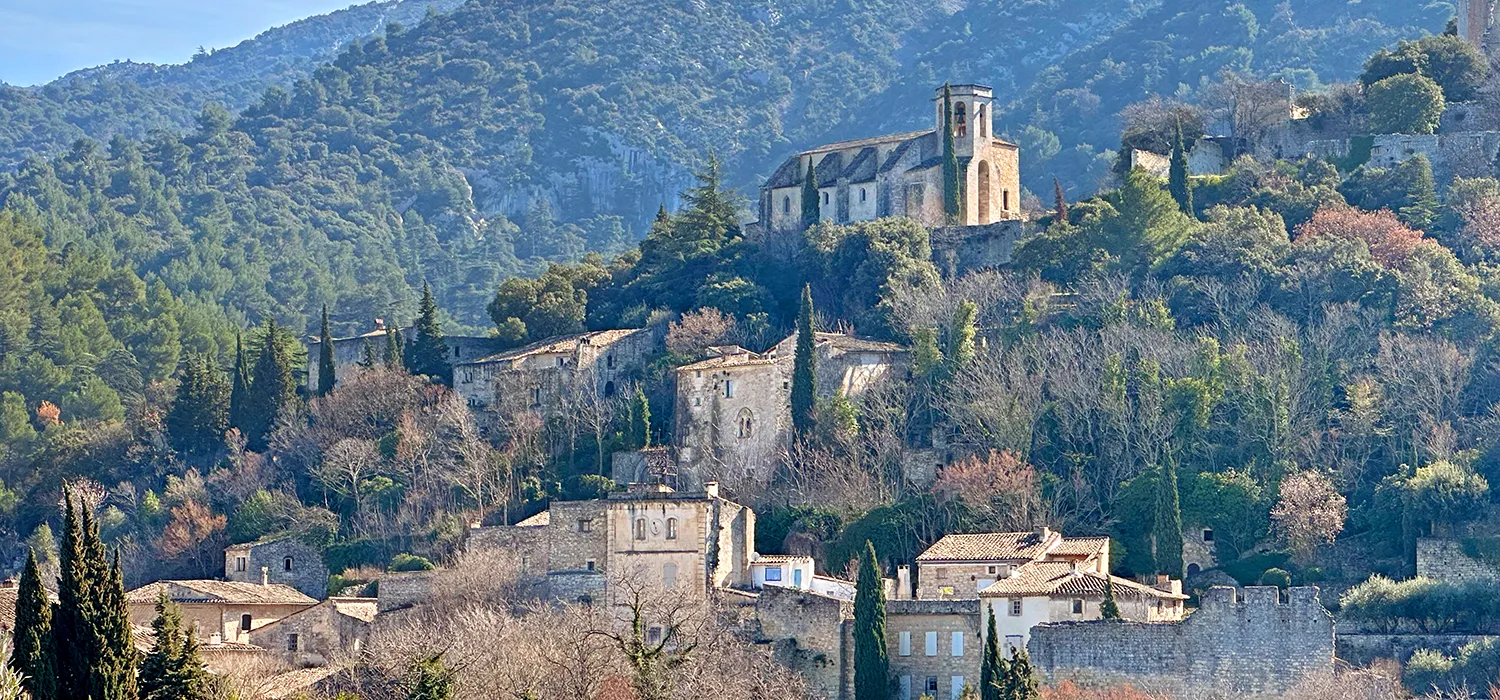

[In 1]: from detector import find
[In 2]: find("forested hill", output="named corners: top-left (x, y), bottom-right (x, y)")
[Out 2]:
top-left (0, 0), bottom-right (1451, 340)
top-left (0, 0), bottom-right (466, 169)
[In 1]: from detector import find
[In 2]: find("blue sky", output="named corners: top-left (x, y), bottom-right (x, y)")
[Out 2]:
top-left (0, 0), bottom-right (358, 86)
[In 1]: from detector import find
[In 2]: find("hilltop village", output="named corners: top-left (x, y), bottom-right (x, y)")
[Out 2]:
top-left (13, 5), bottom-right (1500, 699)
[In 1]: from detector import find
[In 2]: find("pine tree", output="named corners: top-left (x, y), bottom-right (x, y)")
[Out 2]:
top-left (790, 284), bottom-right (818, 439)
top-left (317, 304), bottom-right (336, 396)
top-left (801, 159), bottom-right (821, 229)
top-left (1169, 120), bottom-right (1194, 217)
top-left (244, 319), bottom-right (298, 451)
top-left (228, 333), bottom-right (251, 432)
top-left (140, 593), bottom-right (207, 700)
top-left (406, 283), bottom-right (452, 385)
top-left (942, 84), bottom-right (962, 222)
top-left (385, 326), bottom-right (404, 370)
top-left (166, 354), bottom-right (230, 457)
top-left (628, 386), bottom-right (651, 449)
top-left (853, 541), bottom-right (890, 700)
top-left (980, 609), bottom-right (1005, 700)
top-left (1152, 458), bottom-right (1184, 579)
top-left (12, 549), bottom-right (56, 700)
top-left (1100, 577), bottom-right (1121, 620)
top-left (359, 338), bottom-right (378, 369)
top-left (1052, 177), bottom-right (1069, 224)
top-left (405, 655), bottom-right (456, 700)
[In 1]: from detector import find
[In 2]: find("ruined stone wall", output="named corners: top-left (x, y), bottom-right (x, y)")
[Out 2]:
top-left (756, 586), bottom-right (852, 700)
top-left (930, 221), bottom-right (1023, 277)
top-left (1028, 586), bottom-right (1334, 698)
top-left (1366, 133), bottom-right (1500, 185)
top-left (377, 571), bottom-right (436, 613)
top-left (467, 523), bottom-right (549, 579)
top-left (1416, 538), bottom-right (1500, 584)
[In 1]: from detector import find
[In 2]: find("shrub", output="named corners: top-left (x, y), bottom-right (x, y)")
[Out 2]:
top-left (1404, 639), bottom-right (1500, 693)
top-left (1259, 568), bottom-right (1292, 588)
top-left (1340, 575), bottom-right (1500, 633)
top-left (390, 553), bottom-right (436, 572)
top-left (1366, 74), bottom-right (1445, 135)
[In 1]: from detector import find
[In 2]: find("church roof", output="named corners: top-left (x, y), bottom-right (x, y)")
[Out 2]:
top-left (843, 147), bottom-right (879, 184)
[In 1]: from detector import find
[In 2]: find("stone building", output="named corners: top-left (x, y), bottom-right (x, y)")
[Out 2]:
top-left (1459, 0), bottom-right (1496, 54)
top-left (1027, 586), bottom-right (1336, 697)
top-left (673, 332), bottom-right (906, 486)
top-left (913, 529), bottom-right (1110, 600)
top-left (760, 85), bottom-right (1022, 232)
top-left (304, 319), bottom-right (499, 393)
top-left (125, 578), bottom-right (318, 645)
top-left (466, 482), bottom-right (755, 606)
top-left (452, 328), bottom-right (659, 412)
top-left (247, 596), bottom-right (377, 667)
top-left (224, 535), bottom-right (329, 599)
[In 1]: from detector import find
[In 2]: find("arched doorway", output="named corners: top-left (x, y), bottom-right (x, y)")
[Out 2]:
top-left (977, 161), bottom-right (991, 224)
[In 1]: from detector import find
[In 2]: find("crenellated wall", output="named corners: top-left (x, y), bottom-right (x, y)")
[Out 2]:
top-left (1028, 586), bottom-right (1334, 698)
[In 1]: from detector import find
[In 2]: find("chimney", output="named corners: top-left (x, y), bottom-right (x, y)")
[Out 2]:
top-left (703, 482), bottom-right (719, 499)
top-left (210, 632), bottom-right (222, 646)
top-left (1034, 525), bottom-right (1051, 541)
top-left (1071, 561), bottom-right (1080, 575)
top-left (261, 566), bottom-right (270, 586)
top-left (896, 566), bottom-right (912, 600)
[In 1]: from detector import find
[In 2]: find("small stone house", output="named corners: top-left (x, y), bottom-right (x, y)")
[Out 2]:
top-left (224, 535), bottom-right (329, 599)
top-left (304, 319), bottom-right (499, 392)
top-left (247, 597), bottom-right (377, 666)
top-left (913, 528), bottom-right (1109, 600)
top-left (126, 579), bottom-right (318, 645)
top-left (452, 328), bottom-right (658, 412)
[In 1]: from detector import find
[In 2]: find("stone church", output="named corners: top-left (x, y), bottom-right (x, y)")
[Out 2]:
top-left (759, 84), bottom-right (1022, 231)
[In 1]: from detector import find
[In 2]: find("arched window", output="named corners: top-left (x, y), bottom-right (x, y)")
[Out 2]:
top-left (783, 196), bottom-right (790, 214)
top-left (737, 408), bottom-right (754, 439)
top-left (604, 381), bottom-right (616, 397)
top-left (666, 517), bottom-right (678, 540)
top-left (954, 101), bottom-right (967, 137)
top-left (977, 104), bottom-right (987, 138)
top-left (283, 556), bottom-right (293, 572)
top-left (860, 187), bottom-right (867, 202)
top-left (822, 191), bottom-right (829, 205)
top-left (635, 518), bottom-right (647, 540)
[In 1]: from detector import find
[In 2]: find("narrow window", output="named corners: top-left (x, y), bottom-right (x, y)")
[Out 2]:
top-left (532, 387), bottom-right (541, 406)
top-left (899, 632), bottom-right (911, 656)
top-left (977, 103), bottom-right (987, 138)
top-left (924, 631), bottom-right (937, 656)
top-left (951, 631), bottom-right (964, 656)
top-left (586, 559), bottom-right (597, 571)
top-left (663, 563), bottom-right (678, 589)
top-left (950, 676), bottom-right (965, 700)
top-left (235, 556), bottom-right (247, 572)
top-left (240, 614), bottom-right (252, 632)
top-left (666, 518), bottom-right (678, 540)
top-left (283, 556), bottom-right (293, 572)
top-left (723, 380), bottom-right (734, 399)
top-left (287, 633), bottom-right (299, 651)
top-left (635, 519), bottom-right (647, 540)
top-left (557, 357), bottom-right (565, 366)
top-left (926, 677), bottom-right (938, 695)
top-left (1072, 598), bottom-right (1084, 615)
top-left (860, 188), bottom-right (867, 202)
top-left (822, 192), bottom-right (829, 205)
top-left (1003, 190), bottom-right (1010, 211)
top-left (1009, 599), bottom-right (1022, 617)
top-left (900, 676), bottom-right (913, 700)
top-left (954, 102), bottom-right (967, 137)
top-left (783, 196), bottom-right (790, 214)
top-left (607, 354), bottom-right (615, 369)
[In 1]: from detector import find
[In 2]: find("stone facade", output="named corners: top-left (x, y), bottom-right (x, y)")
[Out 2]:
top-left (376, 570), bottom-right (437, 613)
top-left (452, 328), bottom-right (659, 413)
top-left (125, 580), bottom-right (318, 645)
top-left (887, 600), bottom-right (983, 700)
top-left (247, 597), bottom-right (377, 667)
top-left (760, 85), bottom-right (1022, 233)
top-left (1416, 537), bottom-right (1500, 584)
top-left (1028, 586), bottom-right (1335, 698)
top-left (674, 333), bottom-right (906, 487)
top-left (756, 586), bottom-right (854, 700)
top-left (305, 320), bottom-right (499, 392)
top-left (929, 221), bottom-right (1023, 277)
top-left (467, 483), bottom-right (754, 606)
top-left (224, 536), bottom-right (329, 599)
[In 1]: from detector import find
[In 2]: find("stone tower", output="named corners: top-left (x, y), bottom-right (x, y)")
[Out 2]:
top-left (1459, 0), bottom-right (1496, 54)
top-left (935, 84), bottom-right (995, 159)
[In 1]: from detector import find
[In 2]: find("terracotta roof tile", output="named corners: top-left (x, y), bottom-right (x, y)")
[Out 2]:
top-left (979, 562), bottom-right (1186, 600)
top-left (916, 531), bottom-right (1058, 563)
top-left (127, 580), bottom-right (318, 606)
top-left (460, 329), bottom-right (647, 366)
top-left (1050, 536), bottom-right (1110, 557)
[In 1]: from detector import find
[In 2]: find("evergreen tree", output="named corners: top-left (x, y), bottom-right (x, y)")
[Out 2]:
top-left (1052, 178), bottom-right (1068, 224)
top-left (628, 386), bottom-right (651, 449)
top-left (790, 284), bottom-right (818, 438)
top-left (317, 304), bottom-right (336, 396)
top-left (980, 609), bottom-right (1005, 700)
top-left (405, 655), bottom-right (456, 700)
top-left (228, 333), bottom-right (251, 433)
top-left (942, 84), bottom-right (961, 221)
top-left (359, 338), bottom-right (378, 369)
top-left (1152, 458), bottom-right (1184, 579)
top-left (55, 492), bottom-right (89, 700)
top-left (802, 159), bottom-right (821, 229)
top-left (97, 552), bottom-right (138, 700)
top-left (942, 301), bottom-right (977, 383)
top-left (1169, 120), bottom-right (1194, 217)
top-left (1003, 651), bottom-right (1040, 700)
top-left (165, 354), bottom-right (230, 457)
top-left (385, 325), bottom-right (404, 371)
top-left (853, 541), bottom-right (890, 700)
top-left (1100, 576), bottom-right (1121, 620)
top-left (12, 549), bottom-right (56, 700)
top-left (406, 283), bottom-right (452, 385)
top-left (140, 593), bottom-right (207, 700)
top-left (244, 319), bottom-right (298, 451)
top-left (56, 495), bottom-right (138, 700)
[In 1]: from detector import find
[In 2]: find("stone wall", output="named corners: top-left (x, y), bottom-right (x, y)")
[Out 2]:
top-left (377, 571), bottom-right (436, 613)
top-left (1366, 132), bottom-right (1500, 185)
top-left (930, 221), bottom-right (1023, 277)
top-left (225, 537), bottom-right (329, 599)
top-left (1415, 538), bottom-right (1500, 584)
top-left (756, 586), bottom-right (852, 700)
top-left (1027, 586), bottom-right (1334, 698)
top-left (1338, 633), bottom-right (1499, 666)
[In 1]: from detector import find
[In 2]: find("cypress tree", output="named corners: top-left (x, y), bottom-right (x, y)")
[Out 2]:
top-left (12, 549), bottom-right (56, 700)
top-left (166, 354), bottom-right (230, 457)
top-left (140, 593), bottom-right (207, 700)
top-left (628, 386), bottom-right (651, 449)
top-left (55, 492), bottom-right (88, 700)
top-left (1003, 651), bottom-right (1040, 700)
top-left (801, 159), bottom-right (821, 229)
top-left (980, 609), bottom-right (1004, 700)
top-left (57, 495), bottom-right (138, 700)
top-left (385, 326), bottom-right (404, 370)
top-left (228, 333), bottom-right (251, 432)
top-left (244, 319), bottom-right (298, 451)
top-left (790, 284), bottom-right (818, 439)
top-left (1169, 121), bottom-right (1193, 217)
top-left (1052, 177), bottom-right (1068, 224)
top-left (1100, 576), bottom-right (1121, 620)
top-left (1152, 458), bottom-right (1184, 579)
top-left (317, 304), bottom-right (336, 396)
top-left (406, 283), bottom-right (452, 385)
top-left (96, 551), bottom-right (139, 700)
top-left (942, 84), bottom-right (961, 221)
top-left (853, 541), bottom-right (889, 700)
top-left (359, 338), bottom-right (378, 370)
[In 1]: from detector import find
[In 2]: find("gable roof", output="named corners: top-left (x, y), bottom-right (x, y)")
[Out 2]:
top-left (126, 580), bottom-right (318, 607)
top-left (916, 531), bottom-right (1060, 563)
top-left (979, 562), bottom-right (1187, 600)
top-left (459, 329), bottom-right (646, 367)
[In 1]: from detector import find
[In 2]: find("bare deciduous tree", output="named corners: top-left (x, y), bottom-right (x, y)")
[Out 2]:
top-left (1271, 470), bottom-right (1347, 561)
